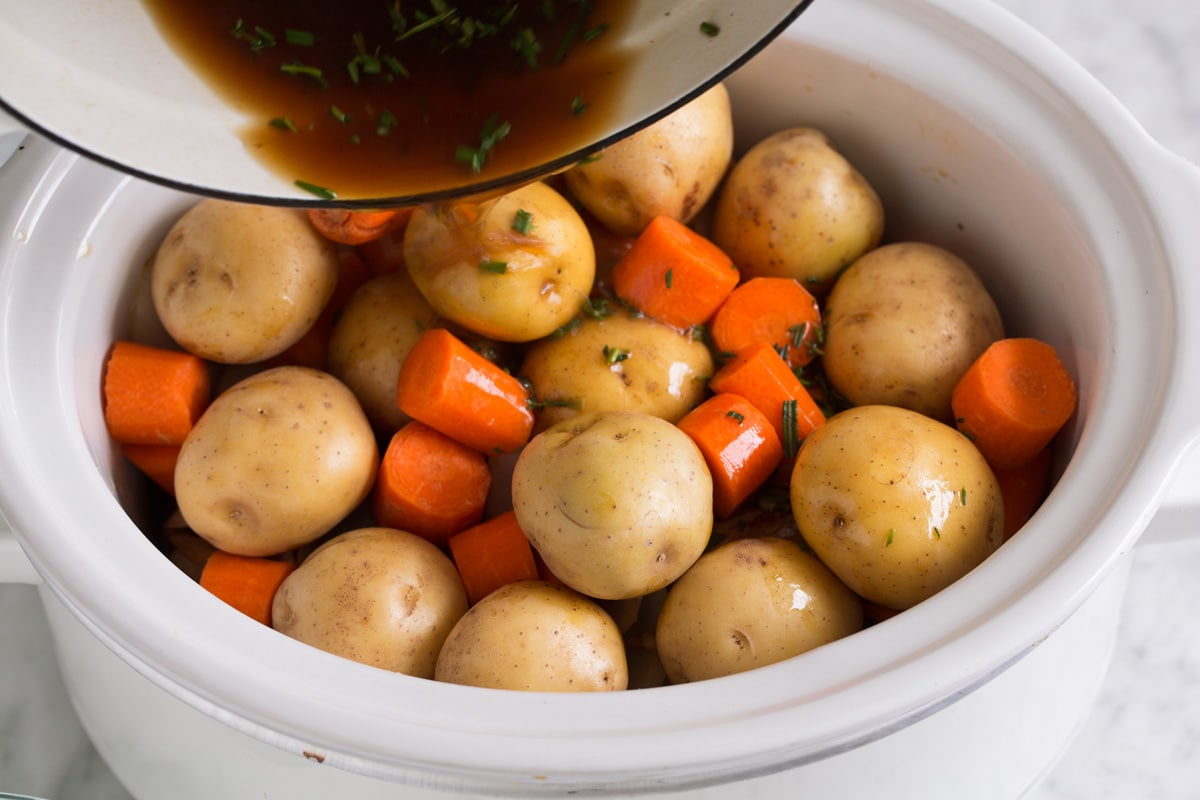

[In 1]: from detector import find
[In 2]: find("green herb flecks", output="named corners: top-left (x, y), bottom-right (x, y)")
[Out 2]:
top-left (512, 209), bottom-right (534, 234)
top-left (478, 258), bottom-right (508, 274)
top-left (232, 19), bottom-right (276, 53)
top-left (280, 61), bottom-right (327, 87)
top-left (295, 180), bottom-right (337, 199)
top-left (571, 95), bottom-right (588, 117)
top-left (782, 399), bottom-right (800, 459)
top-left (726, 410), bottom-right (745, 424)
top-left (700, 21), bottom-right (721, 37)
top-left (270, 117), bottom-right (297, 132)
top-left (885, 528), bottom-right (895, 547)
top-left (455, 115), bottom-right (511, 174)
top-left (329, 105), bottom-right (351, 124)
top-left (285, 29), bottom-right (316, 46)
top-left (603, 345), bottom-right (631, 365)
top-left (665, 269), bottom-right (674, 289)
top-left (960, 488), bottom-right (968, 505)
top-left (375, 109), bottom-right (399, 135)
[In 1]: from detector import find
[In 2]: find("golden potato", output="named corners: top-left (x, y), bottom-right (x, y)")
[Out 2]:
top-left (519, 306), bottom-right (713, 432)
top-left (175, 366), bottom-right (379, 556)
top-left (564, 83), bottom-right (734, 237)
top-left (404, 181), bottom-right (595, 342)
top-left (656, 537), bottom-right (863, 683)
top-left (434, 581), bottom-right (627, 691)
top-left (327, 270), bottom-right (440, 434)
top-left (511, 411), bottom-right (713, 600)
top-left (822, 242), bottom-right (1004, 421)
top-left (790, 405), bottom-right (1004, 610)
top-left (272, 527), bottom-right (468, 677)
top-left (711, 127), bottom-right (883, 294)
top-left (152, 199), bottom-right (339, 363)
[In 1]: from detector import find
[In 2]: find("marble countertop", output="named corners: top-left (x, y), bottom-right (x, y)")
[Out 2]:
top-left (2, 0), bottom-right (1199, 797)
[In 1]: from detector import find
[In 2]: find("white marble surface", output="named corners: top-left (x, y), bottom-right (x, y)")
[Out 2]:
top-left (2, 0), bottom-right (1200, 798)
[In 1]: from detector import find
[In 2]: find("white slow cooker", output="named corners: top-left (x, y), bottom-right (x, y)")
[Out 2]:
top-left (2, 0), bottom-right (1199, 798)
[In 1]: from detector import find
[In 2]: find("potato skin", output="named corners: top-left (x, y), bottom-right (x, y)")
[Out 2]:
top-left (519, 308), bottom-right (713, 432)
top-left (152, 199), bottom-right (339, 363)
top-left (564, 83), bottom-right (734, 237)
top-left (789, 405), bottom-right (1004, 610)
top-left (512, 411), bottom-right (713, 600)
top-left (656, 538), bottom-right (863, 683)
top-left (272, 527), bottom-right (468, 677)
top-left (822, 242), bottom-right (1004, 421)
top-left (434, 581), bottom-right (627, 691)
top-left (175, 366), bottom-right (379, 557)
top-left (404, 181), bottom-right (595, 342)
top-left (711, 127), bottom-right (883, 294)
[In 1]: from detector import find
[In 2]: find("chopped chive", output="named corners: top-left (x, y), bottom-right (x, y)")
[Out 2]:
top-left (726, 410), bottom-right (745, 424)
top-left (581, 297), bottom-right (611, 319)
top-left (269, 117), bottom-right (297, 132)
top-left (582, 22), bottom-right (608, 42)
top-left (280, 61), bottom-right (327, 87)
top-left (285, 29), bottom-right (316, 46)
top-left (329, 105), bottom-right (351, 124)
top-left (455, 115), bottom-right (511, 174)
top-left (232, 19), bottom-right (275, 53)
top-left (700, 21), bottom-right (721, 37)
top-left (382, 54), bottom-right (410, 77)
top-left (397, 7), bottom-right (457, 40)
top-left (933, 526), bottom-right (941, 540)
top-left (511, 27), bottom-right (542, 67)
top-left (576, 151), bottom-right (603, 166)
top-left (295, 180), bottom-right (336, 199)
top-left (886, 528), bottom-right (895, 546)
top-left (782, 399), bottom-right (800, 459)
top-left (375, 109), bottom-right (399, 135)
top-left (960, 488), bottom-right (968, 505)
top-left (571, 95), bottom-right (587, 117)
top-left (512, 209), bottom-right (534, 234)
top-left (790, 322), bottom-right (809, 349)
top-left (665, 269), bottom-right (674, 289)
top-left (603, 345), bottom-right (631, 365)
top-left (478, 258), bottom-right (508, 274)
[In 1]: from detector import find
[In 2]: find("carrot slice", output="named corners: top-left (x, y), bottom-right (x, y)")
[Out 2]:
top-left (709, 277), bottom-right (823, 369)
top-left (199, 550), bottom-right (296, 626)
top-left (120, 443), bottom-right (182, 495)
top-left (447, 510), bottom-right (540, 605)
top-left (951, 338), bottom-right (1076, 470)
top-left (306, 208), bottom-right (402, 245)
top-left (708, 343), bottom-right (825, 455)
top-left (103, 341), bottom-right (211, 445)
top-left (994, 445), bottom-right (1053, 541)
top-left (395, 327), bottom-right (534, 455)
top-left (677, 393), bottom-right (784, 518)
top-left (372, 420), bottom-right (492, 543)
top-left (611, 215), bottom-right (739, 330)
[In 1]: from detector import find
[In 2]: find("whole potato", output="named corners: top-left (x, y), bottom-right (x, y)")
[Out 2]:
top-left (512, 411), bottom-right (713, 600)
top-left (327, 270), bottom-right (440, 434)
top-left (822, 242), bottom-right (1004, 421)
top-left (564, 83), bottom-right (734, 237)
top-left (175, 366), bottom-right (379, 557)
top-left (656, 537), bottom-right (863, 683)
top-left (434, 581), bottom-right (627, 691)
top-left (404, 181), bottom-right (595, 342)
top-left (519, 307), bottom-right (713, 432)
top-left (152, 199), bottom-right (339, 363)
top-left (790, 405), bottom-right (1004, 610)
top-left (711, 127), bottom-right (884, 294)
top-left (272, 527), bottom-right (468, 677)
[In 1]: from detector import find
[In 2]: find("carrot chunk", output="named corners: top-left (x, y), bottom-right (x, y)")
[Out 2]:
top-left (199, 551), bottom-right (296, 626)
top-left (102, 341), bottom-right (211, 445)
top-left (306, 208), bottom-right (402, 245)
top-left (448, 510), bottom-right (540, 605)
top-left (708, 343), bottom-right (825, 455)
top-left (951, 338), bottom-right (1076, 470)
top-left (395, 327), bottom-right (534, 455)
top-left (709, 277), bottom-right (823, 369)
top-left (372, 420), bottom-right (492, 544)
top-left (994, 446), bottom-right (1053, 540)
top-left (677, 393), bottom-right (784, 518)
top-left (611, 215), bottom-right (739, 330)
top-left (120, 443), bottom-right (182, 495)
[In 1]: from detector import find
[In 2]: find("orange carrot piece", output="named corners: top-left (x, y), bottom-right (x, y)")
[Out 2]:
top-left (677, 393), bottom-right (784, 518)
top-left (120, 443), bottom-right (181, 495)
top-left (994, 445), bottom-right (1053, 541)
top-left (306, 208), bottom-right (402, 245)
top-left (395, 328), bottom-right (534, 455)
top-left (611, 215), bottom-right (739, 330)
top-left (199, 550), bottom-right (296, 626)
top-left (708, 343), bottom-right (825, 454)
top-left (709, 277), bottom-right (823, 369)
top-left (447, 510), bottom-right (540, 605)
top-left (372, 420), bottom-right (492, 544)
top-left (951, 338), bottom-right (1076, 470)
top-left (103, 341), bottom-right (211, 445)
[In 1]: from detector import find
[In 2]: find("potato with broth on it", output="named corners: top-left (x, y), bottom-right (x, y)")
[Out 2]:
top-left (518, 306), bottom-right (713, 432)
top-left (403, 181), bottom-right (595, 342)
top-left (564, 83), bottom-right (734, 238)
top-left (175, 366), bottom-right (379, 557)
top-left (790, 405), bottom-right (1004, 610)
top-left (711, 127), bottom-right (883, 294)
top-left (272, 527), bottom-right (468, 677)
top-left (152, 199), bottom-right (339, 364)
top-left (656, 537), bottom-right (863, 683)
top-left (822, 242), bottom-right (1004, 422)
top-left (435, 581), bottom-right (627, 691)
top-left (512, 411), bottom-right (713, 600)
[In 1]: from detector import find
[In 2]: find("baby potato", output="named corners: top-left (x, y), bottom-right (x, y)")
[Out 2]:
top-left (175, 366), bottom-right (379, 557)
top-left (272, 527), bottom-right (468, 677)
top-left (512, 411), bottom-right (713, 600)
top-left (711, 127), bottom-right (883, 294)
top-left (434, 581), bottom-right (627, 691)
top-left (656, 538), bottom-right (863, 683)
top-left (152, 199), bottom-right (339, 363)
top-left (564, 83), bottom-right (734, 237)
top-left (404, 181), bottom-right (595, 342)
top-left (519, 307), bottom-right (713, 432)
top-left (790, 405), bottom-right (1004, 610)
top-left (822, 242), bottom-right (1004, 421)
top-left (327, 270), bottom-right (440, 434)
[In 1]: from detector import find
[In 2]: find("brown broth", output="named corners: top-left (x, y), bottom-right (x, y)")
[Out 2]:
top-left (140, 0), bottom-right (636, 202)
